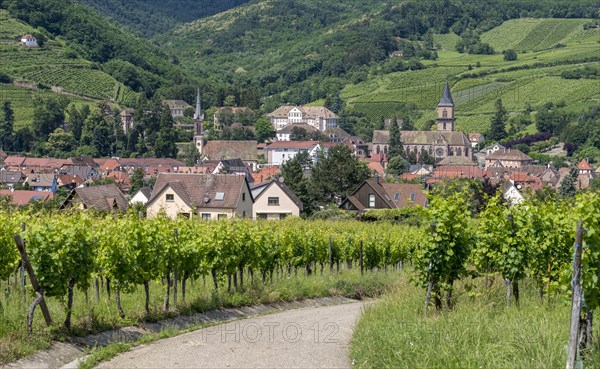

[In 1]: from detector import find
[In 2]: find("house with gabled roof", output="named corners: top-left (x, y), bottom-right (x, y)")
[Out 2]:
top-left (251, 178), bottom-right (303, 220)
top-left (484, 148), bottom-right (533, 169)
top-left (340, 176), bottom-right (427, 211)
top-left (163, 100), bottom-right (192, 118)
top-left (60, 184), bottom-right (128, 212)
top-left (130, 187), bottom-right (153, 205)
top-left (276, 123), bottom-right (318, 141)
top-left (26, 173), bottom-right (57, 192)
top-left (264, 141), bottom-right (320, 165)
top-left (201, 141), bottom-right (258, 170)
top-left (20, 34), bottom-right (38, 47)
top-left (146, 173), bottom-right (253, 220)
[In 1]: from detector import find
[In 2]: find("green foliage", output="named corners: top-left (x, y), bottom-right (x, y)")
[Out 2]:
top-left (488, 98), bottom-right (507, 141)
top-left (503, 49), bottom-right (517, 61)
top-left (415, 193), bottom-right (472, 302)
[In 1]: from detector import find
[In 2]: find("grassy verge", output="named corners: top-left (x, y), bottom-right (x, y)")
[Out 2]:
top-left (0, 268), bottom-right (401, 365)
top-left (350, 274), bottom-right (599, 369)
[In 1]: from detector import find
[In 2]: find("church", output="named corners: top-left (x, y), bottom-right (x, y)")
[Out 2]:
top-left (372, 81), bottom-right (473, 162)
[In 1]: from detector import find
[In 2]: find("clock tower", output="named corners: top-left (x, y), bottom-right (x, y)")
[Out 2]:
top-left (437, 80), bottom-right (454, 132)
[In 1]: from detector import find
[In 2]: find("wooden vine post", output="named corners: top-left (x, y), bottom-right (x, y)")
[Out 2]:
top-left (359, 240), bottom-right (364, 276)
top-left (566, 220), bottom-right (584, 369)
top-left (424, 222), bottom-right (436, 318)
top-left (13, 234), bottom-right (53, 333)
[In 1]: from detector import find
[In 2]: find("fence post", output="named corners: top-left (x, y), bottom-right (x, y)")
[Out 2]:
top-left (359, 240), bottom-right (364, 276)
top-left (329, 235), bottom-right (334, 273)
top-left (13, 234), bottom-right (53, 331)
top-left (566, 220), bottom-right (585, 369)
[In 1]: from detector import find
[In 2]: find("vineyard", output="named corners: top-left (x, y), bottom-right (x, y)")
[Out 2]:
top-left (1, 189), bottom-right (600, 366)
top-left (480, 18), bottom-right (600, 52)
top-left (0, 10), bottom-right (34, 39)
top-left (341, 17), bottom-right (600, 133)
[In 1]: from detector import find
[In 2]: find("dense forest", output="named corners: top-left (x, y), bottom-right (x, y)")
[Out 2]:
top-left (80, 0), bottom-right (250, 37)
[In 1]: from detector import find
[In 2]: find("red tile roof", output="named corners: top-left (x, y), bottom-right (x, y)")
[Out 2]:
top-left (0, 190), bottom-right (54, 206)
top-left (265, 141), bottom-right (320, 150)
top-left (578, 159), bottom-right (592, 171)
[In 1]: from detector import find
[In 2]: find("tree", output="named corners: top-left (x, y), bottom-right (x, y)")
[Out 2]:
top-left (182, 142), bottom-right (200, 166)
top-left (324, 91), bottom-right (344, 114)
top-left (32, 95), bottom-right (69, 140)
top-left (503, 49), bottom-right (517, 61)
top-left (385, 156), bottom-right (410, 175)
top-left (45, 128), bottom-right (77, 157)
top-left (388, 119), bottom-right (405, 158)
top-left (0, 101), bottom-right (14, 151)
top-left (560, 167), bottom-right (578, 198)
top-left (309, 145), bottom-right (370, 204)
top-left (129, 168), bottom-right (145, 195)
top-left (254, 118), bottom-right (275, 143)
top-left (488, 98), bottom-right (507, 141)
top-left (154, 109), bottom-right (178, 158)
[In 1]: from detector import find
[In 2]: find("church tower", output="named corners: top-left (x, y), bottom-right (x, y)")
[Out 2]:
top-left (437, 80), bottom-right (454, 132)
top-left (193, 88), bottom-right (205, 154)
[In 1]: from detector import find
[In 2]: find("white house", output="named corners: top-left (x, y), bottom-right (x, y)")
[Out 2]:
top-left (251, 179), bottom-right (303, 220)
top-left (267, 105), bottom-right (339, 131)
top-left (276, 123), bottom-right (318, 141)
top-left (264, 141), bottom-right (320, 165)
top-left (20, 34), bottom-right (38, 47)
top-left (502, 180), bottom-right (524, 206)
top-left (130, 187), bottom-right (152, 205)
top-left (162, 100), bottom-right (192, 118)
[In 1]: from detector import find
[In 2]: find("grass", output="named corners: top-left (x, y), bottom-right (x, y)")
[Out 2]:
top-left (0, 267), bottom-right (402, 365)
top-left (350, 274), bottom-right (599, 369)
top-left (480, 18), bottom-right (600, 52)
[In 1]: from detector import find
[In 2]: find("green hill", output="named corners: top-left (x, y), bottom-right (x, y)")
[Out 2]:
top-left (339, 18), bottom-right (600, 134)
top-left (80, 0), bottom-right (250, 37)
top-left (0, 8), bottom-right (140, 125)
top-left (480, 18), bottom-right (600, 51)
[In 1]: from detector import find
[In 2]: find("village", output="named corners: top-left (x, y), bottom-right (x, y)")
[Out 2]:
top-left (0, 83), bottom-right (593, 217)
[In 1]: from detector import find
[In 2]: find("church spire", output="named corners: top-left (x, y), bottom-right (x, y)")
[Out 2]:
top-left (439, 80), bottom-right (454, 106)
top-left (193, 88), bottom-right (204, 120)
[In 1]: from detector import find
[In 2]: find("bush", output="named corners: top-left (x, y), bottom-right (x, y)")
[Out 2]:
top-left (503, 49), bottom-right (517, 61)
top-left (0, 72), bottom-right (12, 84)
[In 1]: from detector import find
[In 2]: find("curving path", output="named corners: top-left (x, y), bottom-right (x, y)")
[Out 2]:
top-left (96, 302), bottom-right (364, 369)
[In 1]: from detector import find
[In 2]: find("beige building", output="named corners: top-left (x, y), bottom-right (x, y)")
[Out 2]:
top-left (267, 105), bottom-right (339, 131)
top-left (484, 148), bottom-right (533, 169)
top-left (251, 179), bottom-right (303, 219)
top-left (146, 173), bottom-right (253, 220)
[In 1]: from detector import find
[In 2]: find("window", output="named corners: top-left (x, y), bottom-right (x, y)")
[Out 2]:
top-left (279, 214), bottom-right (288, 220)
top-left (268, 197), bottom-right (280, 206)
top-left (242, 192), bottom-right (246, 201)
top-left (410, 193), bottom-right (416, 201)
top-left (166, 194), bottom-right (174, 202)
top-left (368, 194), bottom-right (376, 208)
top-left (257, 213), bottom-right (267, 219)
top-left (201, 213), bottom-right (211, 220)
top-left (215, 192), bottom-right (225, 200)
top-left (394, 192), bottom-right (400, 201)
top-left (218, 214), bottom-right (227, 220)
top-left (443, 109), bottom-right (448, 118)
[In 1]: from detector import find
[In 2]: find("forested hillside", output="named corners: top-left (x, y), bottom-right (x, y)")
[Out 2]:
top-left (80, 0), bottom-right (250, 37)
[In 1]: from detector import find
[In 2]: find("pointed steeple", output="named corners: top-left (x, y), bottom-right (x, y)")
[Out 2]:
top-left (438, 80), bottom-right (454, 106)
top-left (193, 88), bottom-right (204, 120)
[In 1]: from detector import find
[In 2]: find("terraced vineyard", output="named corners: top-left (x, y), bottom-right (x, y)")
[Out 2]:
top-left (340, 18), bottom-right (600, 135)
top-left (481, 18), bottom-right (600, 51)
top-left (0, 9), bottom-right (141, 129)
top-left (0, 84), bottom-right (89, 130)
top-left (0, 9), bottom-right (34, 39)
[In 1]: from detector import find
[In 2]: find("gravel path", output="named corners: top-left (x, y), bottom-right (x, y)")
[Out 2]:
top-left (96, 302), bottom-right (364, 369)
